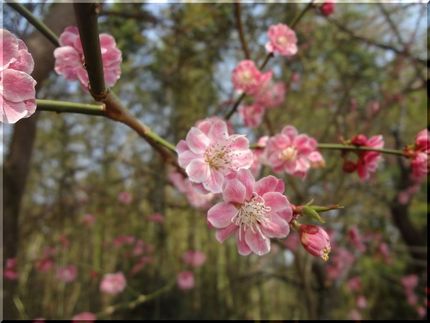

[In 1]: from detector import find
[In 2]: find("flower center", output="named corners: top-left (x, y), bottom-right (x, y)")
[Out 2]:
top-left (240, 70), bottom-right (253, 84)
top-left (277, 35), bottom-right (288, 46)
top-left (280, 147), bottom-right (298, 161)
top-left (204, 143), bottom-right (232, 170)
top-left (231, 194), bottom-right (271, 239)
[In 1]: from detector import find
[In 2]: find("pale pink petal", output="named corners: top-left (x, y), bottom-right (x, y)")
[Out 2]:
top-left (2, 69), bottom-right (36, 102)
top-left (186, 159), bottom-right (210, 183)
top-left (263, 192), bottom-right (288, 212)
top-left (234, 169), bottom-right (256, 199)
top-left (208, 119), bottom-right (229, 141)
top-left (255, 176), bottom-right (284, 196)
top-left (1, 29), bottom-right (19, 68)
top-left (223, 178), bottom-right (246, 204)
top-left (261, 214), bottom-right (290, 238)
top-left (202, 169), bottom-right (224, 193)
top-left (236, 228), bottom-right (252, 256)
top-left (244, 229), bottom-right (270, 256)
top-left (215, 223), bottom-right (237, 243)
top-left (207, 202), bottom-right (237, 228)
top-left (185, 127), bottom-right (210, 154)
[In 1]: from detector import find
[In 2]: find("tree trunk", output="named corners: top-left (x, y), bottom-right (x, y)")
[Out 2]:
top-left (2, 3), bottom-right (75, 319)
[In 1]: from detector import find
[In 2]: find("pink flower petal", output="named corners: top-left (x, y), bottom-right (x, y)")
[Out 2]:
top-left (261, 214), bottom-right (289, 238)
top-left (255, 176), bottom-right (284, 196)
top-left (207, 202), bottom-right (237, 228)
top-left (236, 228), bottom-right (252, 256)
top-left (186, 127), bottom-right (210, 154)
top-left (244, 229), bottom-right (270, 255)
top-left (186, 159), bottom-right (210, 183)
top-left (2, 69), bottom-right (36, 102)
top-left (223, 178), bottom-right (246, 204)
top-left (263, 192), bottom-right (288, 212)
top-left (208, 119), bottom-right (229, 141)
top-left (202, 169), bottom-right (224, 193)
top-left (215, 223), bottom-right (237, 243)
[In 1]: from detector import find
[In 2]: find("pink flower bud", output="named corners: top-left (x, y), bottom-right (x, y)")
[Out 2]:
top-left (299, 224), bottom-right (331, 261)
top-left (342, 160), bottom-right (357, 173)
top-left (320, 2), bottom-right (335, 16)
top-left (351, 134), bottom-right (368, 146)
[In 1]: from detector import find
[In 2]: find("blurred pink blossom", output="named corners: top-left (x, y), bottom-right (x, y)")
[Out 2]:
top-left (320, 1), bottom-right (335, 16)
top-left (3, 257), bottom-right (18, 281)
top-left (54, 26), bottom-right (121, 89)
top-left (265, 24), bottom-right (298, 57)
top-left (177, 271), bottom-right (195, 290)
top-left (118, 191), bottom-right (133, 205)
top-left (347, 226), bottom-right (366, 253)
top-left (1, 28), bottom-right (37, 124)
top-left (356, 295), bottom-right (368, 309)
top-left (100, 272), bottom-right (127, 295)
top-left (232, 60), bottom-right (272, 95)
top-left (80, 213), bottom-right (96, 227)
top-left (182, 250), bottom-right (207, 268)
top-left (347, 276), bottom-right (362, 292)
top-left (239, 104), bottom-right (265, 128)
top-left (147, 213), bottom-right (165, 224)
top-left (56, 265), bottom-right (77, 283)
top-left (72, 312), bottom-right (96, 322)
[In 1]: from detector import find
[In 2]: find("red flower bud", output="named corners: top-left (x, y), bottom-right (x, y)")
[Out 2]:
top-left (343, 160), bottom-right (357, 173)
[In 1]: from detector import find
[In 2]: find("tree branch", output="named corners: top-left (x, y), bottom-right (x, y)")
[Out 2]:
top-left (234, 3), bottom-right (250, 60)
top-left (36, 99), bottom-right (106, 116)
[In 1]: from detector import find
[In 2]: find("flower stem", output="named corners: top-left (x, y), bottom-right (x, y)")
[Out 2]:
top-left (7, 1), bottom-right (59, 47)
top-left (317, 143), bottom-right (405, 157)
top-left (36, 99), bottom-right (106, 116)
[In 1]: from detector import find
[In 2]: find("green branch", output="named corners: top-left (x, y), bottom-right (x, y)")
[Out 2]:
top-left (7, 1), bottom-right (59, 47)
top-left (37, 99), bottom-right (106, 116)
top-left (225, 1), bottom-right (314, 120)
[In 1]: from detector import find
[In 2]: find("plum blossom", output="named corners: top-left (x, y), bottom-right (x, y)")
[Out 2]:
top-left (207, 169), bottom-right (292, 256)
top-left (80, 213), bottom-right (96, 227)
top-left (405, 129), bottom-right (429, 181)
top-left (72, 312), bottom-right (96, 322)
top-left (232, 60), bottom-right (272, 95)
top-left (265, 24), bottom-right (298, 57)
top-left (177, 118), bottom-right (253, 193)
top-left (343, 134), bottom-right (384, 181)
top-left (168, 169), bottom-right (215, 209)
top-left (100, 272), bottom-right (127, 295)
top-left (147, 213), bottom-right (165, 223)
top-left (54, 26), bottom-right (121, 89)
top-left (265, 126), bottom-right (325, 178)
top-left (239, 104), bottom-right (265, 128)
top-left (1, 29), bottom-right (37, 124)
top-left (299, 224), bottom-right (331, 261)
top-left (177, 271), bottom-right (195, 290)
top-left (253, 81), bottom-right (286, 109)
top-left (347, 226), bottom-right (366, 253)
top-left (347, 276), bottom-right (362, 292)
top-left (182, 250), bottom-right (206, 268)
top-left (56, 265), bottom-right (77, 283)
top-left (3, 257), bottom-right (18, 281)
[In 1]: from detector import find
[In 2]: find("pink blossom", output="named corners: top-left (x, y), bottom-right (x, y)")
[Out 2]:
top-left (54, 26), bottom-right (121, 89)
top-left (347, 276), bottom-right (362, 292)
top-left (3, 257), bottom-right (18, 280)
top-left (239, 104), bottom-right (265, 128)
top-left (346, 134), bottom-right (384, 181)
top-left (401, 274), bottom-right (418, 291)
top-left (250, 136), bottom-right (269, 177)
top-left (347, 226), bottom-right (366, 253)
top-left (100, 272), bottom-right (127, 295)
top-left (80, 213), bottom-right (96, 227)
top-left (195, 116), bottom-right (235, 135)
top-left (356, 295), bottom-right (368, 309)
top-left (118, 191), bottom-right (133, 205)
top-left (265, 24), bottom-right (298, 57)
top-left (1, 29), bottom-right (37, 124)
top-left (253, 81), bottom-right (286, 109)
top-left (415, 129), bottom-right (429, 151)
top-left (417, 306), bottom-right (426, 318)
top-left (177, 118), bottom-right (253, 193)
top-left (348, 309), bottom-right (361, 321)
top-left (231, 60), bottom-right (272, 95)
top-left (168, 169), bottom-right (215, 209)
top-left (377, 242), bottom-right (390, 263)
top-left (410, 152), bottom-right (428, 181)
top-left (299, 224), bottom-right (331, 261)
top-left (326, 247), bottom-right (355, 281)
top-left (147, 213), bottom-right (165, 223)
top-left (56, 265), bottom-right (77, 283)
top-left (177, 271), bottom-right (195, 290)
top-left (266, 126), bottom-right (325, 178)
top-left (35, 258), bottom-right (54, 273)
top-left (112, 235), bottom-right (135, 247)
top-left (320, 1), bottom-right (335, 16)
top-left (72, 312), bottom-right (96, 322)
top-left (182, 250), bottom-right (206, 268)
top-left (130, 256), bottom-right (154, 275)
top-left (207, 169), bottom-right (292, 256)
